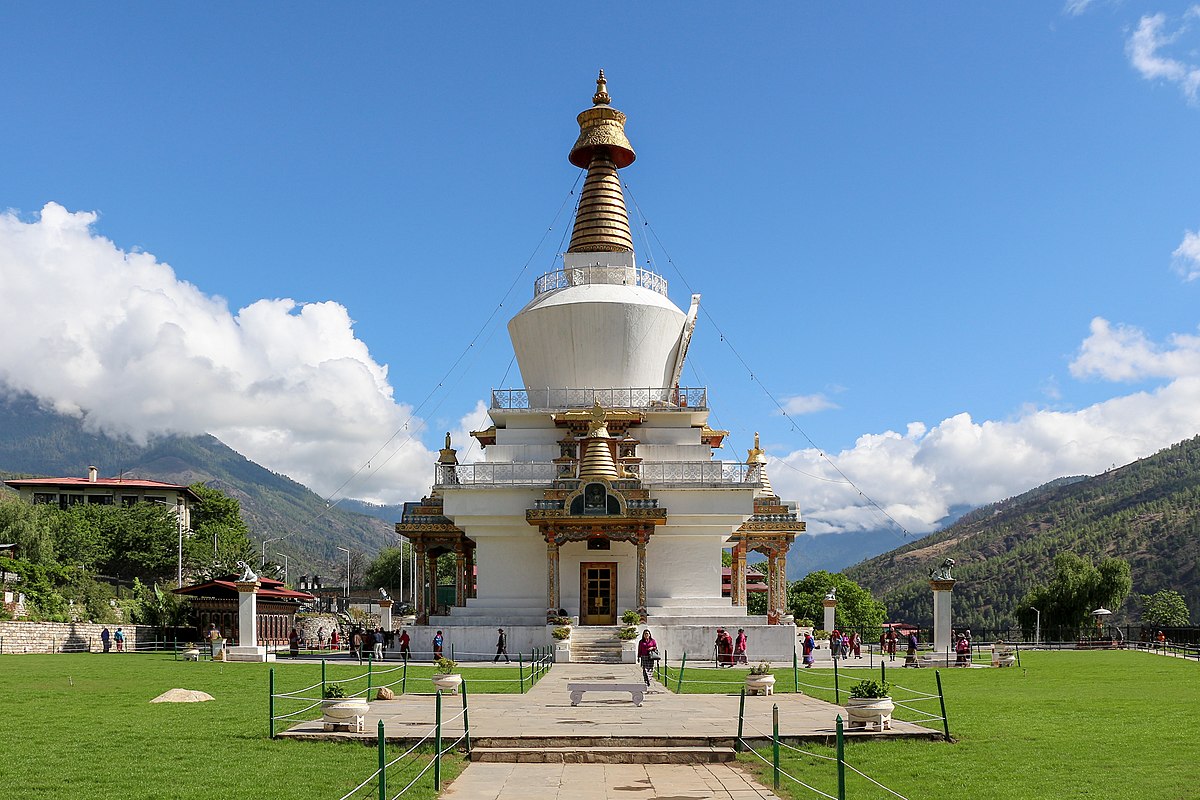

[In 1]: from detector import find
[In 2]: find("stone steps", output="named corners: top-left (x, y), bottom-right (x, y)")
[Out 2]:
top-left (568, 626), bottom-right (625, 664)
top-left (469, 745), bottom-right (736, 764)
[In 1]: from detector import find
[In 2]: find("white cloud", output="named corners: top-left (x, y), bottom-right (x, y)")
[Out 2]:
top-left (1069, 317), bottom-right (1200, 381)
top-left (1063, 0), bottom-right (1096, 17)
top-left (0, 202), bottom-right (448, 505)
top-left (1126, 11), bottom-right (1200, 104)
top-left (769, 318), bottom-right (1200, 536)
top-left (780, 393), bottom-right (839, 415)
top-left (1173, 228), bottom-right (1200, 281)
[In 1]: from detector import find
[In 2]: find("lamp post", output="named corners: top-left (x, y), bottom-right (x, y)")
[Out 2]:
top-left (1031, 607), bottom-right (1040, 647)
top-left (337, 546), bottom-right (351, 599)
top-left (275, 552), bottom-right (289, 585)
top-left (176, 497), bottom-right (185, 587)
top-left (261, 536), bottom-right (285, 567)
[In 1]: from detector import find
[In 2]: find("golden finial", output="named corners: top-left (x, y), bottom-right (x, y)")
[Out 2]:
top-left (592, 69), bottom-right (611, 105)
top-left (746, 432), bottom-right (767, 464)
top-left (438, 432), bottom-right (458, 465)
top-left (587, 401), bottom-right (610, 437)
top-left (445, 431), bottom-right (452, 449)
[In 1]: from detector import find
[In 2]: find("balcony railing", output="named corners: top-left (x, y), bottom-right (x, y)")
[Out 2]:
top-left (435, 461), bottom-right (756, 488)
top-left (533, 264), bottom-right (668, 298)
top-left (490, 387), bottom-right (707, 411)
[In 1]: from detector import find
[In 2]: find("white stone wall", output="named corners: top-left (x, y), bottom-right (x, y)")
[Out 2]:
top-left (401, 624), bottom-right (552, 662)
top-left (0, 621), bottom-right (156, 654)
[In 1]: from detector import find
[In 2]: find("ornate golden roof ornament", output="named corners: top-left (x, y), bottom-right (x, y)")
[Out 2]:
top-left (568, 70), bottom-right (636, 253)
top-left (587, 400), bottom-right (610, 438)
top-left (746, 432), bottom-right (774, 497)
top-left (438, 432), bottom-right (458, 465)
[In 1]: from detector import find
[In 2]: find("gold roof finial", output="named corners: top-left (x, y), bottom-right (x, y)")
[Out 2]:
top-left (438, 432), bottom-right (458, 465)
top-left (592, 69), bottom-right (611, 105)
top-left (568, 71), bottom-right (637, 253)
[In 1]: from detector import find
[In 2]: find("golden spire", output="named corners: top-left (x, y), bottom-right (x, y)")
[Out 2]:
top-left (746, 432), bottom-right (774, 497)
top-left (578, 403), bottom-right (620, 480)
top-left (568, 70), bottom-right (636, 253)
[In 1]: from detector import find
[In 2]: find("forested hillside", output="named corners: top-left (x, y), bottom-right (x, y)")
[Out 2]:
top-left (0, 392), bottom-right (396, 574)
top-left (844, 437), bottom-right (1200, 630)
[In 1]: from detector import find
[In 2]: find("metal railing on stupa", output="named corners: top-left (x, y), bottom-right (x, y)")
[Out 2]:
top-left (533, 264), bottom-right (669, 298)
top-left (491, 387), bottom-right (707, 411)
top-left (434, 460), bottom-right (755, 488)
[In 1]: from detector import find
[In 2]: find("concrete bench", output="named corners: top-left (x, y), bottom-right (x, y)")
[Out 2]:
top-left (567, 682), bottom-right (645, 707)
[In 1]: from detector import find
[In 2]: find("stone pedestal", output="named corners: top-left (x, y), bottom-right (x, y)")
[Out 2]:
top-left (379, 599), bottom-right (394, 631)
top-left (823, 598), bottom-right (837, 632)
top-left (226, 579), bottom-right (267, 662)
top-left (930, 579), bottom-right (956, 655)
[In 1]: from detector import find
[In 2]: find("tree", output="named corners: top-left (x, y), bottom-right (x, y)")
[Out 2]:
top-left (1016, 553), bottom-right (1132, 636)
top-left (364, 545), bottom-right (412, 600)
top-left (787, 570), bottom-right (887, 631)
top-left (1139, 590), bottom-right (1190, 627)
top-left (186, 484), bottom-right (253, 575)
top-left (0, 495), bottom-right (55, 565)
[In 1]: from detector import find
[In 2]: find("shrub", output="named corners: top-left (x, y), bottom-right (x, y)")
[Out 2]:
top-left (322, 683), bottom-right (346, 699)
top-left (620, 609), bottom-right (642, 625)
top-left (795, 618), bottom-right (814, 628)
top-left (553, 615), bottom-right (572, 626)
top-left (552, 627), bottom-right (571, 640)
top-left (848, 679), bottom-right (891, 699)
top-left (435, 657), bottom-right (458, 674)
top-left (616, 626), bottom-right (638, 640)
top-left (749, 662), bottom-right (773, 675)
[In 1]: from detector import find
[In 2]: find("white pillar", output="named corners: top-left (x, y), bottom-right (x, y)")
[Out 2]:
top-left (226, 580), bottom-right (268, 662)
top-left (823, 598), bottom-right (836, 632)
top-left (379, 598), bottom-right (393, 631)
top-left (930, 579), bottom-right (956, 654)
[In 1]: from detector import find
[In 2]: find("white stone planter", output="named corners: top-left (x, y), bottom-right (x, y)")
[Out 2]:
top-left (432, 673), bottom-right (463, 694)
top-left (844, 697), bottom-right (894, 730)
top-left (322, 698), bottom-right (369, 732)
top-left (621, 639), bottom-right (637, 664)
top-left (745, 674), bottom-right (776, 696)
top-left (555, 640), bottom-right (571, 662)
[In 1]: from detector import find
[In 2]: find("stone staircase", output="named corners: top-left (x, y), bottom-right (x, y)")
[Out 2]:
top-left (468, 735), bottom-right (736, 764)
top-left (567, 625), bottom-right (624, 664)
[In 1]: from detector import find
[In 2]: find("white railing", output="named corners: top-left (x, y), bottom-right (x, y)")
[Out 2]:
top-left (435, 461), bottom-right (756, 488)
top-left (490, 387), bottom-right (707, 411)
top-left (533, 264), bottom-right (668, 297)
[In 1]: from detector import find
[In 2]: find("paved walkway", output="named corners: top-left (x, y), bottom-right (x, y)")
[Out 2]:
top-left (440, 763), bottom-right (783, 799)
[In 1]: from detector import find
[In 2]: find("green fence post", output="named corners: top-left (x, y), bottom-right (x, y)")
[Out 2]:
top-left (434, 690), bottom-right (443, 791)
top-left (368, 654), bottom-right (373, 697)
top-left (836, 714), bottom-right (846, 800)
top-left (736, 687), bottom-right (746, 752)
top-left (451, 643), bottom-right (455, 661)
top-left (793, 651), bottom-right (798, 693)
top-left (321, 659), bottom-right (327, 699)
top-left (269, 668), bottom-right (275, 739)
top-left (402, 661), bottom-right (407, 695)
top-left (377, 719), bottom-right (386, 800)
top-left (518, 654), bottom-right (525, 693)
top-left (1014, 640), bottom-right (1022, 668)
top-left (834, 658), bottom-right (840, 704)
top-left (881, 660), bottom-right (886, 685)
top-left (461, 679), bottom-right (471, 754)
top-left (936, 669), bottom-right (951, 741)
top-left (676, 653), bottom-right (687, 694)
top-left (772, 703), bottom-right (780, 791)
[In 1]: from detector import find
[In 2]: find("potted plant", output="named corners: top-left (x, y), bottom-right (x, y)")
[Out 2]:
top-left (552, 626), bottom-right (571, 640)
top-left (621, 609), bottom-right (643, 626)
top-left (321, 683), bottom-right (369, 732)
top-left (844, 679), bottom-right (894, 730)
top-left (432, 657), bottom-right (462, 694)
top-left (746, 662), bottom-right (775, 695)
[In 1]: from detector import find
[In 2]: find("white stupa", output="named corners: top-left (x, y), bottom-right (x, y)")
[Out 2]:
top-left (397, 73), bottom-right (803, 661)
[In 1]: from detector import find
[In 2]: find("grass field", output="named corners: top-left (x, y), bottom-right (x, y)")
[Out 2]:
top-left (0, 655), bottom-right (534, 800)
top-left (712, 650), bottom-right (1198, 800)
top-left (3, 650), bottom-right (1196, 799)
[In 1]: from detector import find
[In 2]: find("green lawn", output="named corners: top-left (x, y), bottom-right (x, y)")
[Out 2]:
top-left (719, 651), bottom-right (1198, 800)
top-left (0, 654), bottom-right (542, 799)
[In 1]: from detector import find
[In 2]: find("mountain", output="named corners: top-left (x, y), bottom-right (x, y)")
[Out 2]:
top-left (0, 392), bottom-right (397, 574)
top-left (844, 437), bottom-right (1200, 630)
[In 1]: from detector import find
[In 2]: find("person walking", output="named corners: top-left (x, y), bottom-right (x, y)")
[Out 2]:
top-left (494, 628), bottom-right (510, 663)
top-left (114, 627), bottom-right (125, 652)
top-left (733, 628), bottom-right (748, 665)
top-left (905, 630), bottom-right (919, 667)
top-left (715, 627), bottom-right (733, 667)
top-left (829, 629), bottom-right (841, 660)
top-left (637, 629), bottom-right (659, 687)
top-left (317, 626), bottom-right (326, 650)
top-left (288, 627), bottom-right (300, 657)
top-left (398, 629), bottom-right (411, 661)
top-left (802, 631), bottom-right (816, 668)
top-left (100, 626), bottom-right (111, 653)
top-left (373, 628), bottom-right (384, 661)
top-left (886, 629), bottom-right (898, 662)
top-left (432, 630), bottom-right (444, 660)
top-left (850, 631), bottom-right (862, 659)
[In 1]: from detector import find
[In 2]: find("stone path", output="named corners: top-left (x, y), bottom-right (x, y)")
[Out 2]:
top-left (440, 762), bottom-right (783, 799)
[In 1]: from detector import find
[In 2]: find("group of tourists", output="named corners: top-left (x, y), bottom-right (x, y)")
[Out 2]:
top-left (99, 626), bottom-right (124, 653)
top-left (713, 627), bottom-right (748, 666)
top-left (829, 629), bottom-right (862, 660)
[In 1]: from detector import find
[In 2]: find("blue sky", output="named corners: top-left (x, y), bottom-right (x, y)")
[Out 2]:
top-left (3, 3), bottom-right (1200, 538)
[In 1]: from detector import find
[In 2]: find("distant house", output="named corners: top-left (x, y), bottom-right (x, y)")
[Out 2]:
top-left (4, 465), bottom-right (200, 530)
top-left (721, 566), bottom-right (768, 598)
